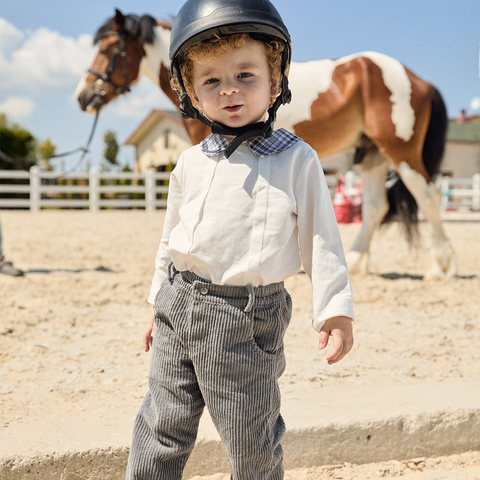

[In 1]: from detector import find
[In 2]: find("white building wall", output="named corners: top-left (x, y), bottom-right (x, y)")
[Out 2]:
top-left (137, 122), bottom-right (191, 172)
top-left (442, 143), bottom-right (480, 178)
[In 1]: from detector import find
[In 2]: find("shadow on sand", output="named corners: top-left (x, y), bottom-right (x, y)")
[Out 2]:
top-left (379, 272), bottom-right (477, 281)
top-left (24, 266), bottom-right (123, 274)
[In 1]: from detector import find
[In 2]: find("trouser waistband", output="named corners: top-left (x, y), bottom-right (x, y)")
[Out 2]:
top-left (167, 263), bottom-right (285, 313)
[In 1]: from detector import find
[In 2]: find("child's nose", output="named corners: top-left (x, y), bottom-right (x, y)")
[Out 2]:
top-left (220, 78), bottom-right (239, 96)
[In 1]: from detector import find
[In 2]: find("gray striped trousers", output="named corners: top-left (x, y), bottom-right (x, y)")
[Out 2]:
top-left (126, 266), bottom-right (292, 480)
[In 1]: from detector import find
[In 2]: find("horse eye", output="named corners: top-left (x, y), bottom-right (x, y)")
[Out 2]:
top-left (100, 48), bottom-right (109, 56)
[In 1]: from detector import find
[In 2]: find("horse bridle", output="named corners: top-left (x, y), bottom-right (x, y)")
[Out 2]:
top-left (88, 30), bottom-right (131, 101)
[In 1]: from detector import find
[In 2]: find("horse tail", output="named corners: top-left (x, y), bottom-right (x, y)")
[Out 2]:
top-left (422, 85), bottom-right (448, 178)
top-left (382, 84), bottom-right (448, 243)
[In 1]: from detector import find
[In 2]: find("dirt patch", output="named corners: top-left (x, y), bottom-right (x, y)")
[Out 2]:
top-left (1, 211), bottom-right (479, 478)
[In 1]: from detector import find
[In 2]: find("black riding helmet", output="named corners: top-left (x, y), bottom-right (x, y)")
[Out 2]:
top-left (169, 0), bottom-right (292, 157)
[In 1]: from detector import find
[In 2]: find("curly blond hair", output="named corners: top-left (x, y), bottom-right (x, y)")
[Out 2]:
top-left (171, 34), bottom-right (286, 109)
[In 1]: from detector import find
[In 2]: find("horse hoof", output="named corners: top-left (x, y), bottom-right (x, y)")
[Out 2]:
top-left (424, 262), bottom-right (457, 281)
top-left (445, 256), bottom-right (458, 279)
top-left (346, 250), bottom-right (369, 275)
top-left (425, 243), bottom-right (457, 281)
top-left (423, 273), bottom-right (444, 282)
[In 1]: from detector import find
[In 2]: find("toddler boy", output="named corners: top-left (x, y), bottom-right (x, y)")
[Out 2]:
top-left (126, 1), bottom-right (354, 479)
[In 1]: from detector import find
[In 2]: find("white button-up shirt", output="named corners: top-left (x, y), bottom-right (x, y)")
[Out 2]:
top-left (149, 130), bottom-right (354, 331)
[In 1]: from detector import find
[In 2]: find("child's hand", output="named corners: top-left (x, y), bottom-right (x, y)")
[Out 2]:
top-left (318, 316), bottom-right (354, 365)
top-left (143, 308), bottom-right (156, 353)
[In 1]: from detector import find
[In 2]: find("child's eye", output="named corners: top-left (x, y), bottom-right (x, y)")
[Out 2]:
top-left (238, 72), bottom-right (252, 78)
top-left (205, 78), bottom-right (219, 85)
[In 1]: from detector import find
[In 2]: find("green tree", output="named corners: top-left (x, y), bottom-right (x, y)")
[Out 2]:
top-left (122, 157), bottom-right (132, 172)
top-left (0, 113), bottom-right (36, 171)
top-left (103, 130), bottom-right (119, 166)
top-left (39, 138), bottom-right (56, 171)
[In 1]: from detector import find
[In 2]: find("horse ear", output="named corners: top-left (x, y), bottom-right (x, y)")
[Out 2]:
top-left (139, 15), bottom-right (156, 45)
top-left (113, 9), bottom-right (125, 31)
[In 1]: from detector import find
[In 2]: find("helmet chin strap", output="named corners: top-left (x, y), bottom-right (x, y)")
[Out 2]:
top-left (173, 49), bottom-right (291, 158)
top-left (212, 121), bottom-right (272, 159)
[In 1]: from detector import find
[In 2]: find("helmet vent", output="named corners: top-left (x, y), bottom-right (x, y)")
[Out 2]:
top-left (214, 8), bottom-right (246, 18)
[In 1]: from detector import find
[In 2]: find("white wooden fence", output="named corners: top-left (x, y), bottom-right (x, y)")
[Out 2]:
top-left (340, 172), bottom-right (480, 212)
top-left (0, 166), bottom-right (170, 211)
top-left (438, 174), bottom-right (480, 211)
top-left (0, 167), bottom-right (479, 212)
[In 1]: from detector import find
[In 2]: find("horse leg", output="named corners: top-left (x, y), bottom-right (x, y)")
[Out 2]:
top-left (397, 162), bottom-right (457, 279)
top-left (345, 150), bottom-right (390, 275)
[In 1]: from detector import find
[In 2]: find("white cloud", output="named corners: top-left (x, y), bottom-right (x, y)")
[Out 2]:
top-left (0, 96), bottom-right (36, 120)
top-left (0, 17), bottom-right (95, 91)
top-left (470, 97), bottom-right (480, 111)
top-left (0, 18), bottom-right (24, 56)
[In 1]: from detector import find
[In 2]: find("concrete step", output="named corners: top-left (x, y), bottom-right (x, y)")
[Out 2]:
top-left (2, 380), bottom-right (480, 479)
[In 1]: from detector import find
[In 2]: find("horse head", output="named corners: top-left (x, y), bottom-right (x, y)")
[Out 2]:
top-left (76, 9), bottom-right (157, 112)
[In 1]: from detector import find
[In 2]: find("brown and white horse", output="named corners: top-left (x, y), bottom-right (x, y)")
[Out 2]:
top-left (76, 10), bottom-right (457, 279)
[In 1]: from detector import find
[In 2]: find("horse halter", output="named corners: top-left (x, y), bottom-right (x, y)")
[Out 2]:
top-left (88, 31), bottom-right (131, 102)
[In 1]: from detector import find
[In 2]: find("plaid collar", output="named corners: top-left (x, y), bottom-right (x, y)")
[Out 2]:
top-left (201, 128), bottom-right (300, 158)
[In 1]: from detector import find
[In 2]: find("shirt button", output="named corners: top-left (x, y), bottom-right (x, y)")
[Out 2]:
top-left (200, 287), bottom-right (208, 295)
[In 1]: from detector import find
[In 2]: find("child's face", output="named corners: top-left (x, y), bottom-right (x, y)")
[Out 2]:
top-left (191, 38), bottom-right (279, 130)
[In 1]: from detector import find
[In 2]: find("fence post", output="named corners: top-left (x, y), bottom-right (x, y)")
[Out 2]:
top-left (30, 165), bottom-right (41, 212)
top-left (440, 177), bottom-right (450, 211)
top-left (145, 168), bottom-right (156, 211)
top-left (473, 173), bottom-right (480, 211)
top-left (89, 168), bottom-right (99, 211)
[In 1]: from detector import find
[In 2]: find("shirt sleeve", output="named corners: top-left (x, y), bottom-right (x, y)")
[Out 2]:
top-left (147, 156), bottom-right (184, 304)
top-left (295, 149), bottom-right (354, 331)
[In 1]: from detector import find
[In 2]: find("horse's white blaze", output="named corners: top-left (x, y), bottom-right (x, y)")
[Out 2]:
top-left (74, 72), bottom-right (88, 99)
top-left (139, 25), bottom-right (171, 85)
top-left (75, 44), bottom-right (101, 99)
top-left (278, 53), bottom-right (415, 142)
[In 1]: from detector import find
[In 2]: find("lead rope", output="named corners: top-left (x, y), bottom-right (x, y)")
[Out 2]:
top-left (0, 110), bottom-right (100, 179)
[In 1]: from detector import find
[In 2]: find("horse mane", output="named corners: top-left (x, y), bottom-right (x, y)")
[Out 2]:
top-left (94, 14), bottom-right (158, 45)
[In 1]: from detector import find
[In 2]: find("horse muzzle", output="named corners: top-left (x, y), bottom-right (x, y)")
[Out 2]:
top-left (77, 83), bottom-right (106, 113)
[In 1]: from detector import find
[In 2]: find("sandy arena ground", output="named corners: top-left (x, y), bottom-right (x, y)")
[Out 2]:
top-left (0, 210), bottom-right (479, 479)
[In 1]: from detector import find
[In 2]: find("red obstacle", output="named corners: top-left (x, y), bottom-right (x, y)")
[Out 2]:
top-left (333, 175), bottom-right (362, 224)
top-left (352, 178), bottom-right (363, 223)
top-left (333, 176), bottom-right (353, 223)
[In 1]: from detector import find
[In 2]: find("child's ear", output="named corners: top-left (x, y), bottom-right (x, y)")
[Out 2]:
top-left (190, 91), bottom-right (201, 109)
top-left (270, 79), bottom-right (280, 97)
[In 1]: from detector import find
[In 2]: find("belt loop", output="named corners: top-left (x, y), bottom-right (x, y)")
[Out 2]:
top-left (167, 262), bottom-right (175, 283)
top-left (244, 284), bottom-right (255, 313)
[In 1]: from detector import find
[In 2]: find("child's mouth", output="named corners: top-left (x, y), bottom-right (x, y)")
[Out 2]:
top-left (224, 105), bottom-right (242, 113)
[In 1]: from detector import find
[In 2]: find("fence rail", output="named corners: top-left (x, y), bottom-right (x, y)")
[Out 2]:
top-left (0, 167), bottom-right (170, 211)
top-left (437, 174), bottom-right (480, 211)
top-left (0, 168), bottom-right (479, 212)
top-left (339, 172), bottom-right (480, 213)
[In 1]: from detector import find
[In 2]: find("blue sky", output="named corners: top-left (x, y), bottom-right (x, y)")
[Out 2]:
top-left (1, 0), bottom-right (479, 170)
